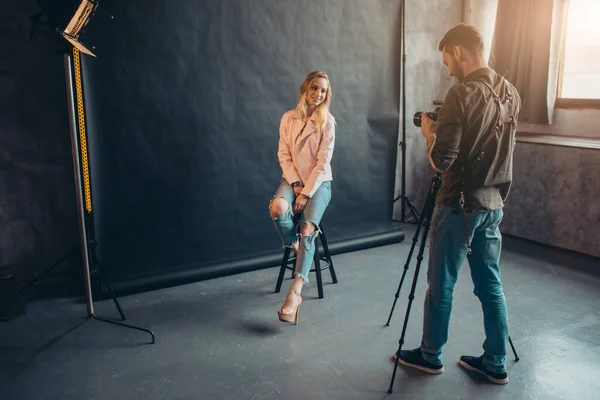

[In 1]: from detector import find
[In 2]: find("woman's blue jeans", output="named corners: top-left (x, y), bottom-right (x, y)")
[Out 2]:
top-left (420, 205), bottom-right (509, 374)
top-left (270, 180), bottom-right (331, 284)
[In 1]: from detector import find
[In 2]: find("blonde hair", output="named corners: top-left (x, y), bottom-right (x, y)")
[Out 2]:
top-left (294, 71), bottom-right (333, 129)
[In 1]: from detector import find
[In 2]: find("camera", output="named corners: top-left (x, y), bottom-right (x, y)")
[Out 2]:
top-left (413, 100), bottom-right (443, 127)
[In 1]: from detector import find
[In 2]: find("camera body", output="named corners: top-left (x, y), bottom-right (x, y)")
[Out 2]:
top-left (413, 100), bottom-right (443, 127)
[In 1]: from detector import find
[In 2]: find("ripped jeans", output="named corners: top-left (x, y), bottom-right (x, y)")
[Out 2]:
top-left (270, 180), bottom-right (332, 284)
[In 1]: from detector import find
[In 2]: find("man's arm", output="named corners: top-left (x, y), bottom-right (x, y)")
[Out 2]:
top-left (421, 86), bottom-right (464, 172)
top-left (426, 123), bottom-right (462, 173)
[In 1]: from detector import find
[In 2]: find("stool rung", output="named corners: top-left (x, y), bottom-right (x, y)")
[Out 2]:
top-left (284, 257), bottom-right (331, 272)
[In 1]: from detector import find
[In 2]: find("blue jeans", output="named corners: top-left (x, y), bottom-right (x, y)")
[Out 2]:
top-left (270, 180), bottom-right (332, 284)
top-left (420, 205), bottom-right (509, 373)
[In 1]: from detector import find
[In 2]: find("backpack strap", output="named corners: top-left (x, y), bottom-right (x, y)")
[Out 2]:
top-left (470, 80), bottom-right (516, 166)
top-left (459, 78), bottom-right (517, 254)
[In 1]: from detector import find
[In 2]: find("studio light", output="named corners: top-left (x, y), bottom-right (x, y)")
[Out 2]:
top-left (58, 0), bottom-right (100, 57)
top-left (30, 0), bottom-right (112, 57)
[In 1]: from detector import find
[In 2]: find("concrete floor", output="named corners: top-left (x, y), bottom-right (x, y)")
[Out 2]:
top-left (1, 225), bottom-right (599, 399)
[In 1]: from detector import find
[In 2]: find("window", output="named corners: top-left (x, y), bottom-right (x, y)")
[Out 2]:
top-left (556, 0), bottom-right (600, 107)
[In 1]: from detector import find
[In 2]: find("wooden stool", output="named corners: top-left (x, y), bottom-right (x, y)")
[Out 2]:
top-left (274, 217), bottom-right (337, 299)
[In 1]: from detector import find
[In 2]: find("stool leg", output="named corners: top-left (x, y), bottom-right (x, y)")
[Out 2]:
top-left (319, 227), bottom-right (337, 284)
top-left (275, 247), bottom-right (291, 293)
top-left (314, 241), bottom-right (324, 299)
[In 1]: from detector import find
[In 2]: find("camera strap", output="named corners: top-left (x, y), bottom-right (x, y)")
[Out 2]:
top-left (459, 78), bottom-right (517, 254)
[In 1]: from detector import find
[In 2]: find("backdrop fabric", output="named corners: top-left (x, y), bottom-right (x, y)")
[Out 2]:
top-left (80, 0), bottom-right (405, 292)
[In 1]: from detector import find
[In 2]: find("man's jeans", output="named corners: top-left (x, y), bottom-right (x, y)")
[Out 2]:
top-left (420, 205), bottom-right (509, 374)
top-left (270, 180), bottom-right (331, 284)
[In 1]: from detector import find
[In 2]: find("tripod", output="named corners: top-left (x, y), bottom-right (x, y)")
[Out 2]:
top-left (393, 0), bottom-right (420, 223)
top-left (20, 240), bottom-right (124, 321)
top-left (385, 173), bottom-right (519, 393)
top-left (34, 48), bottom-right (155, 356)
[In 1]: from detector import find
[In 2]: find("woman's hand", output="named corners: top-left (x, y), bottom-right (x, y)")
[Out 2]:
top-left (293, 186), bottom-right (303, 198)
top-left (293, 194), bottom-right (309, 214)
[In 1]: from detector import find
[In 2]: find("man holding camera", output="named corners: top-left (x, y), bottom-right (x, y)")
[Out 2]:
top-left (394, 24), bottom-right (521, 384)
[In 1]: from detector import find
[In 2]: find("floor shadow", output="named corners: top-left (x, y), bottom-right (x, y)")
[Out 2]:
top-left (238, 320), bottom-right (284, 336)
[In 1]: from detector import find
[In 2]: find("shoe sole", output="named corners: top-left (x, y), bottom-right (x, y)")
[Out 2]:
top-left (392, 354), bottom-right (444, 374)
top-left (458, 360), bottom-right (509, 384)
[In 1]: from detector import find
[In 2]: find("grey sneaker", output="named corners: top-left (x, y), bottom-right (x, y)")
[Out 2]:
top-left (458, 355), bottom-right (509, 384)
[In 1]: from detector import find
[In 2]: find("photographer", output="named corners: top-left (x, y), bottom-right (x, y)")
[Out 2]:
top-left (394, 24), bottom-right (521, 384)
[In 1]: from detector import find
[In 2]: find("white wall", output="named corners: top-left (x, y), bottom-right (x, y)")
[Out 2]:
top-left (393, 0), bottom-right (461, 219)
top-left (462, 0), bottom-right (498, 63)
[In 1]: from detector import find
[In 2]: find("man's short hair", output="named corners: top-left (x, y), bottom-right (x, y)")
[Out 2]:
top-left (438, 23), bottom-right (484, 56)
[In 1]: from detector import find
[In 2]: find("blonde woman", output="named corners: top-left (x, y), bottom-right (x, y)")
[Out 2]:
top-left (269, 71), bottom-right (336, 325)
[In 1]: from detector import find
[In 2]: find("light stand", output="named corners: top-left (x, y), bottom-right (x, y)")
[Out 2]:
top-left (393, 0), bottom-right (421, 223)
top-left (34, 47), bottom-right (155, 355)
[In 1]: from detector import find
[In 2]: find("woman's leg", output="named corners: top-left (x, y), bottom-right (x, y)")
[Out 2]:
top-left (269, 180), bottom-right (298, 251)
top-left (279, 181), bottom-right (332, 316)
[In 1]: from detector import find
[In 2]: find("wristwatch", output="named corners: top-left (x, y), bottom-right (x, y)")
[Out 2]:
top-left (291, 181), bottom-right (303, 187)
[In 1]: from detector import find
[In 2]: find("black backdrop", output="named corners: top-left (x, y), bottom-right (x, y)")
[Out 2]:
top-left (80, 0), bottom-right (405, 293)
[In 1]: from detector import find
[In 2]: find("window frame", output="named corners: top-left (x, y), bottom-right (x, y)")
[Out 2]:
top-left (554, 0), bottom-right (600, 109)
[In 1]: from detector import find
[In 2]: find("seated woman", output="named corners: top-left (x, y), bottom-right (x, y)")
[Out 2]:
top-left (269, 70), bottom-right (336, 325)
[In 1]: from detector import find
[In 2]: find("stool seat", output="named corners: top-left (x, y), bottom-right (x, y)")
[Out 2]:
top-left (274, 220), bottom-right (337, 299)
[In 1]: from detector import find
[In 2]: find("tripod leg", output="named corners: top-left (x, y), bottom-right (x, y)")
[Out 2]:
top-left (95, 271), bottom-right (126, 321)
top-left (388, 175), bottom-right (440, 393)
top-left (406, 198), bottom-right (421, 222)
top-left (19, 245), bottom-right (78, 294)
top-left (92, 315), bottom-right (155, 344)
top-left (385, 200), bottom-right (427, 326)
top-left (386, 176), bottom-right (437, 326)
top-left (388, 201), bottom-right (434, 393)
top-left (508, 335), bottom-right (519, 361)
top-left (394, 195), bottom-right (422, 223)
top-left (35, 318), bottom-right (91, 355)
top-left (88, 240), bottom-right (127, 320)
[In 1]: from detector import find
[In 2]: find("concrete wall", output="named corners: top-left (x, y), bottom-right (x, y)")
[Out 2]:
top-left (519, 109), bottom-right (600, 140)
top-left (501, 143), bottom-right (600, 258)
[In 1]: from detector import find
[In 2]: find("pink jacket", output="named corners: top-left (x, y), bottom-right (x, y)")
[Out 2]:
top-left (277, 110), bottom-right (335, 198)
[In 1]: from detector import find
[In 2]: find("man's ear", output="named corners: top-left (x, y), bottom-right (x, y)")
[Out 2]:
top-left (453, 45), bottom-right (463, 61)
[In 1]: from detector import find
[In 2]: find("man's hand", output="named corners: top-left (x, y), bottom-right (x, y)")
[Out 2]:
top-left (293, 194), bottom-right (309, 214)
top-left (420, 112), bottom-right (437, 145)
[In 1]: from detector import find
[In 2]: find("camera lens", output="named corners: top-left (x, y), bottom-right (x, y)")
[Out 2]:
top-left (413, 111), bottom-right (438, 127)
top-left (413, 111), bottom-right (423, 127)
